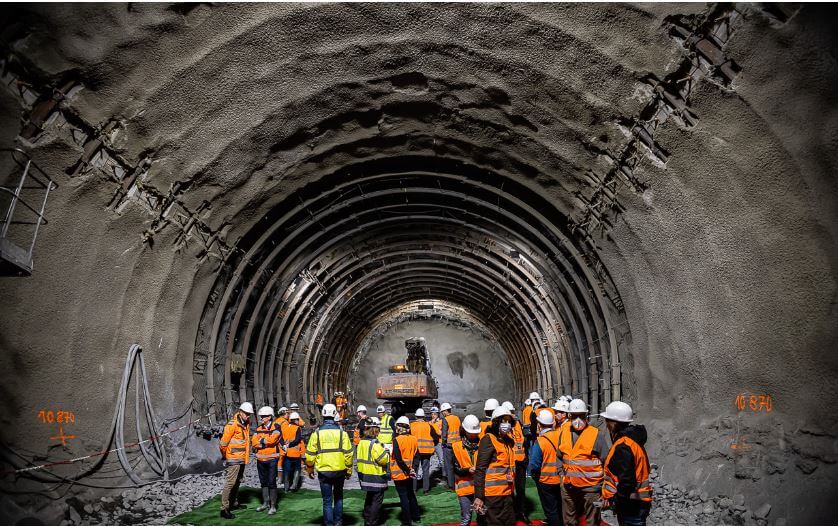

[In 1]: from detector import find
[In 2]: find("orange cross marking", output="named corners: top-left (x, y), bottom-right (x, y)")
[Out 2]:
top-left (50, 426), bottom-right (76, 446)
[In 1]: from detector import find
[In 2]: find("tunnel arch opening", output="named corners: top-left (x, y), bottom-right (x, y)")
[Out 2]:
top-left (193, 154), bottom-right (630, 423)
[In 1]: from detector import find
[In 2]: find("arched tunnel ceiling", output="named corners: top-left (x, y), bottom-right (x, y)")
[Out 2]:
top-left (0, 3), bottom-right (837, 522)
top-left (196, 158), bottom-right (626, 417)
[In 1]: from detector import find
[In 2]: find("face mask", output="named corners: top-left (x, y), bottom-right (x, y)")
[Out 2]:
top-left (572, 417), bottom-right (586, 431)
top-left (499, 422), bottom-right (512, 434)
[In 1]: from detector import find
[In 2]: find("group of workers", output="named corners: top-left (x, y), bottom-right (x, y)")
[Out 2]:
top-left (218, 393), bottom-right (653, 526)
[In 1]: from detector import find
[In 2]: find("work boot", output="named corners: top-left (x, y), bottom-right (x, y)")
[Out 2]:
top-left (256, 487), bottom-right (270, 511)
top-left (220, 509), bottom-right (234, 519)
top-left (268, 487), bottom-right (278, 514)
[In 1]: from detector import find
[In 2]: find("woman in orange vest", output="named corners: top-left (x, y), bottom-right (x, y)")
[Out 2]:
top-left (451, 415), bottom-right (482, 526)
top-left (558, 399), bottom-right (611, 526)
top-left (281, 412), bottom-right (305, 493)
top-left (600, 401), bottom-right (652, 526)
top-left (391, 416), bottom-right (421, 525)
top-left (410, 408), bottom-right (440, 495)
top-left (252, 406), bottom-right (282, 515)
top-left (528, 409), bottom-right (562, 526)
top-left (473, 406), bottom-right (516, 526)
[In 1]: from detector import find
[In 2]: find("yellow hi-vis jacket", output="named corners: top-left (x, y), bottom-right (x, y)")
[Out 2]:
top-left (378, 414), bottom-right (394, 444)
top-left (305, 424), bottom-right (353, 475)
top-left (356, 438), bottom-right (390, 491)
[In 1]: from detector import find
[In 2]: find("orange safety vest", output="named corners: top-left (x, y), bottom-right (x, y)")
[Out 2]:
top-left (219, 416), bottom-right (250, 465)
top-left (483, 433), bottom-right (515, 497)
top-left (559, 424), bottom-right (603, 488)
top-left (452, 441), bottom-right (478, 496)
top-left (252, 422), bottom-right (282, 462)
top-left (316, 393), bottom-right (324, 405)
top-left (390, 434), bottom-right (418, 481)
top-left (431, 418), bottom-right (442, 438)
top-left (602, 435), bottom-right (653, 502)
top-left (512, 420), bottom-right (526, 462)
top-left (445, 414), bottom-right (461, 444)
top-left (353, 418), bottom-right (365, 446)
top-left (274, 415), bottom-right (288, 428)
top-left (282, 422), bottom-right (304, 459)
top-left (411, 421), bottom-right (435, 454)
top-left (536, 429), bottom-right (562, 484)
top-left (522, 405), bottom-right (533, 426)
top-left (479, 420), bottom-right (491, 439)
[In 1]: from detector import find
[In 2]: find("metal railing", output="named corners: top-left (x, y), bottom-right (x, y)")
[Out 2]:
top-left (0, 148), bottom-right (57, 275)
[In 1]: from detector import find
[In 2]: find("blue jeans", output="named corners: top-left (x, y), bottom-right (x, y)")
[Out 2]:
top-left (319, 473), bottom-right (346, 526)
top-left (283, 457), bottom-right (302, 491)
top-left (257, 459), bottom-right (279, 488)
top-left (616, 502), bottom-right (650, 526)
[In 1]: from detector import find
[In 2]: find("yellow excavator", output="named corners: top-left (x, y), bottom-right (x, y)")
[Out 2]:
top-left (376, 337), bottom-right (439, 417)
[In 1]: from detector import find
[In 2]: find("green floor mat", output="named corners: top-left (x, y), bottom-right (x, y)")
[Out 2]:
top-left (170, 480), bottom-right (546, 525)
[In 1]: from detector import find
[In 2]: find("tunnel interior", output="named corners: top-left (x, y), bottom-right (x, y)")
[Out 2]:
top-left (196, 155), bottom-right (628, 425)
top-left (0, 3), bottom-right (837, 524)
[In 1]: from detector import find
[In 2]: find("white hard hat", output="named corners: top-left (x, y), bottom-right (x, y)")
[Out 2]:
top-left (278, 406), bottom-right (288, 414)
top-left (415, 408), bottom-right (425, 418)
top-left (239, 402), bottom-right (254, 414)
top-left (560, 395), bottom-right (571, 403)
top-left (599, 401), bottom-right (634, 423)
top-left (431, 406), bottom-right (440, 413)
top-left (396, 416), bottom-right (411, 426)
top-left (322, 403), bottom-right (338, 418)
top-left (528, 392), bottom-right (541, 401)
top-left (461, 414), bottom-right (481, 434)
top-left (502, 401), bottom-right (515, 412)
top-left (367, 417), bottom-right (381, 428)
top-left (376, 405), bottom-right (386, 413)
top-left (553, 399), bottom-right (570, 412)
top-left (491, 406), bottom-right (512, 420)
top-left (258, 406), bottom-right (274, 417)
top-left (484, 398), bottom-right (500, 412)
top-left (289, 412), bottom-right (301, 421)
top-left (357, 405), bottom-right (367, 413)
top-left (536, 408), bottom-right (555, 425)
top-left (524, 399), bottom-right (532, 406)
top-left (568, 399), bottom-right (588, 414)
top-left (290, 402), bottom-right (300, 409)
top-left (440, 402), bottom-right (452, 412)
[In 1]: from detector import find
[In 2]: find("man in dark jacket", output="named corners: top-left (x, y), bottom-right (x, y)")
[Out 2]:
top-left (599, 401), bottom-right (653, 526)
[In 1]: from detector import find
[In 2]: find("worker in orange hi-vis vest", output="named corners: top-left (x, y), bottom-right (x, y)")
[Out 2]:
top-left (410, 408), bottom-right (440, 495)
top-left (558, 399), bottom-right (611, 526)
top-left (600, 401), bottom-right (652, 526)
top-left (472, 405), bottom-right (516, 526)
top-left (503, 401), bottom-right (530, 525)
top-left (218, 402), bottom-right (254, 520)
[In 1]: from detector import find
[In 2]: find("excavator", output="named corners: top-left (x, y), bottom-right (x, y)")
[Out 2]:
top-left (376, 337), bottom-right (439, 418)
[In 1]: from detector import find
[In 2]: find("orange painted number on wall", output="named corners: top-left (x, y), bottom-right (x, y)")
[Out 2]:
top-left (736, 394), bottom-right (772, 412)
top-left (38, 410), bottom-right (76, 423)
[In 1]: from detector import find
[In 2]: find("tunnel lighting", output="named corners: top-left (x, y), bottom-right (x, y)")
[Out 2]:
top-left (417, 303), bottom-right (435, 310)
top-left (376, 388), bottom-right (382, 396)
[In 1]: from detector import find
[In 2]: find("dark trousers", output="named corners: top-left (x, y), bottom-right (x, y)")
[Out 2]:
top-left (536, 482), bottom-right (563, 526)
top-left (413, 454), bottom-right (432, 493)
top-left (283, 457), bottom-right (302, 491)
top-left (443, 446), bottom-right (455, 487)
top-left (394, 478), bottom-right (421, 525)
top-left (561, 485), bottom-right (601, 526)
top-left (485, 495), bottom-right (515, 526)
top-left (257, 459), bottom-right (279, 488)
top-left (363, 490), bottom-right (385, 526)
top-left (615, 500), bottom-right (650, 526)
top-left (513, 460), bottom-right (527, 517)
top-left (319, 473), bottom-right (345, 526)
